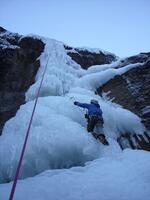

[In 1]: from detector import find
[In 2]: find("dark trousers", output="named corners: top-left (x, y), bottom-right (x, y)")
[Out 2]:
top-left (87, 115), bottom-right (108, 145)
top-left (87, 115), bottom-right (101, 132)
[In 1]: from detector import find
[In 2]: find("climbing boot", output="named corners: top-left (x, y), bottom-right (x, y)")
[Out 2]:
top-left (98, 134), bottom-right (109, 145)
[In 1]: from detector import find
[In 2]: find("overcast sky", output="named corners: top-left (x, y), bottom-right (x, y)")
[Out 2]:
top-left (0, 0), bottom-right (150, 57)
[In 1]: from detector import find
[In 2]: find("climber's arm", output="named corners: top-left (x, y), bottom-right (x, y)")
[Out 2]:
top-left (74, 102), bottom-right (90, 109)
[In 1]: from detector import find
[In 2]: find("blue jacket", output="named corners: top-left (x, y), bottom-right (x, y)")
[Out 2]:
top-left (74, 101), bottom-right (102, 117)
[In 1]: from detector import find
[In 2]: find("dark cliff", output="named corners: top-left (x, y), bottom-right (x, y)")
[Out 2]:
top-left (0, 27), bottom-right (45, 134)
top-left (97, 53), bottom-right (150, 150)
top-left (97, 53), bottom-right (150, 130)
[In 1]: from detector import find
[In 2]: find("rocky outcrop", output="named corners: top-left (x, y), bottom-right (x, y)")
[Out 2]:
top-left (64, 45), bottom-right (117, 69)
top-left (97, 54), bottom-right (150, 130)
top-left (123, 52), bottom-right (150, 65)
top-left (98, 53), bottom-right (150, 128)
top-left (97, 53), bottom-right (150, 150)
top-left (0, 27), bottom-right (45, 134)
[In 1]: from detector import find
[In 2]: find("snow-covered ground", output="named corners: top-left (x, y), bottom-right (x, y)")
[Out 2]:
top-left (0, 36), bottom-right (149, 200)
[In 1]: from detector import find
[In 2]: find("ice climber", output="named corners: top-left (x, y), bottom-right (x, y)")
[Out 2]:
top-left (74, 99), bottom-right (109, 145)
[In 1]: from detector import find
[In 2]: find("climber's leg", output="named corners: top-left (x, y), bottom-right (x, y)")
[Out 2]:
top-left (98, 134), bottom-right (109, 145)
top-left (87, 116), bottom-right (98, 132)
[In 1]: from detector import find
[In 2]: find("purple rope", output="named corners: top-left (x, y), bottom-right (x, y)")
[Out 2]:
top-left (9, 55), bottom-right (50, 200)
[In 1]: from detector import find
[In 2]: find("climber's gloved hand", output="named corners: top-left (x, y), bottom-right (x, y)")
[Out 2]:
top-left (74, 101), bottom-right (78, 105)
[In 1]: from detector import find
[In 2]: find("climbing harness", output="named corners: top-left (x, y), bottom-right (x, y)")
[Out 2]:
top-left (9, 55), bottom-right (50, 200)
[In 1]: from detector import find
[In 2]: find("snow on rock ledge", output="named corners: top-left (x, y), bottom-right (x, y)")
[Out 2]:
top-left (64, 45), bottom-right (118, 69)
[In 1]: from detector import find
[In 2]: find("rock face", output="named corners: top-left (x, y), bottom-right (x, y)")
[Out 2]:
top-left (97, 53), bottom-right (150, 150)
top-left (64, 45), bottom-right (117, 69)
top-left (0, 27), bottom-right (45, 134)
top-left (97, 53), bottom-right (150, 130)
